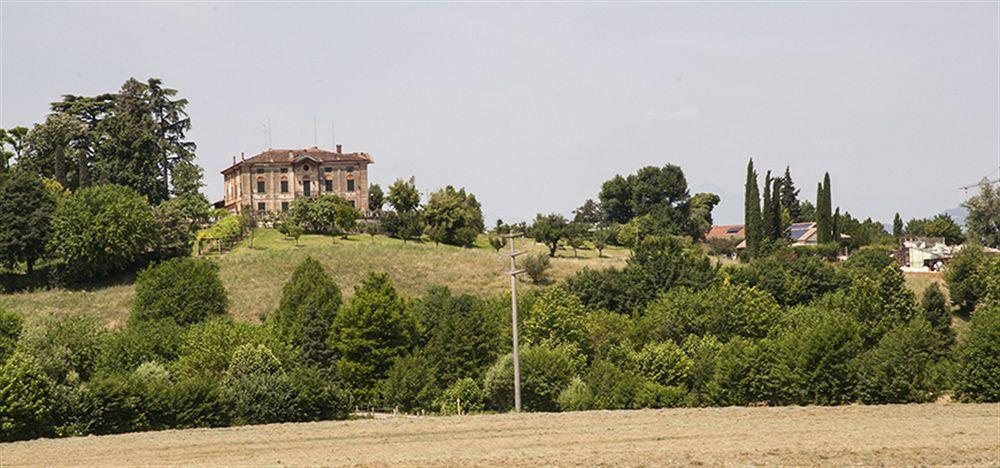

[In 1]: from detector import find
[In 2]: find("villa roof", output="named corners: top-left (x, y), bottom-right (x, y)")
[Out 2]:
top-left (222, 146), bottom-right (372, 174)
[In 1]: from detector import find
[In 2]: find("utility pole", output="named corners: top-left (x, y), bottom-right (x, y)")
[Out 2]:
top-left (503, 232), bottom-right (527, 413)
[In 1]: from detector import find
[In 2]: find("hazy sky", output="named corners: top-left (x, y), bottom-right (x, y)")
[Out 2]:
top-left (2, 3), bottom-right (997, 224)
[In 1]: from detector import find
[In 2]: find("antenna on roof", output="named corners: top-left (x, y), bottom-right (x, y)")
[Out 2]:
top-left (313, 115), bottom-right (317, 146)
top-left (331, 121), bottom-right (336, 150)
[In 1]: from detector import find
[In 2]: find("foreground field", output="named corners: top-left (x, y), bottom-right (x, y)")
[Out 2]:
top-left (0, 229), bottom-right (629, 327)
top-left (3, 404), bottom-right (997, 466)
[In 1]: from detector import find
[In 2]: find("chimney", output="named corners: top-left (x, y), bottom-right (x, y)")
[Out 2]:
top-left (232, 156), bottom-right (236, 165)
top-left (336, 144), bottom-right (342, 154)
top-left (241, 152), bottom-right (245, 161)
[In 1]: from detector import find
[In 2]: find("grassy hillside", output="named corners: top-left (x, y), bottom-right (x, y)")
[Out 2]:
top-left (0, 228), bottom-right (629, 328)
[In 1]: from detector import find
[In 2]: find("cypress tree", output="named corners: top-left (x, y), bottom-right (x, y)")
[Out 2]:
top-left (893, 213), bottom-right (904, 239)
top-left (832, 207), bottom-right (841, 241)
top-left (744, 159), bottom-right (762, 257)
top-left (771, 177), bottom-right (785, 240)
top-left (817, 173), bottom-right (833, 243)
top-left (780, 166), bottom-right (801, 222)
top-left (762, 171), bottom-right (774, 241)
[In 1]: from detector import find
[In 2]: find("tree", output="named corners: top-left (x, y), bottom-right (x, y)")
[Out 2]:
top-left (779, 166), bottom-right (801, 222)
top-left (963, 180), bottom-right (1000, 248)
top-left (170, 161), bottom-right (205, 198)
top-left (330, 273), bottom-right (416, 402)
top-left (145, 78), bottom-right (197, 198)
top-left (858, 318), bottom-right (945, 404)
top-left (488, 232), bottom-right (506, 252)
top-left (419, 287), bottom-right (504, 386)
top-left (761, 170), bottom-right (775, 242)
top-left (944, 244), bottom-right (988, 312)
top-left (382, 211), bottom-right (424, 244)
top-left (572, 199), bottom-right (603, 225)
top-left (564, 222), bottom-right (588, 257)
top-left (531, 213), bottom-right (568, 257)
top-left (832, 265), bottom-right (917, 346)
top-left (0, 170), bottom-right (56, 273)
top-left (953, 306), bottom-right (999, 402)
top-left (0, 352), bottom-right (56, 441)
top-left (523, 252), bottom-right (551, 284)
top-left (49, 184), bottom-right (156, 282)
top-left (816, 173), bottom-right (833, 244)
top-left (523, 287), bottom-right (588, 349)
top-left (48, 93), bottom-right (115, 189)
top-left (639, 283), bottom-right (781, 343)
top-left (368, 183), bottom-right (385, 213)
top-left (920, 283), bottom-right (954, 350)
top-left (483, 345), bottom-right (578, 412)
top-left (592, 226), bottom-right (614, 257)
top-left (288, 195), bottom-right (359, 237)
top-left (773, 311), bottom-right (862, 405)
top-left (21, 113), bottom-right (86, 188)
top-left (271, 257), bottom-right (342, 364)
top-left (906, 214), bottom-right (965, 245)
top-left (893, 213), bottom-right (904, 239)
top-left (744, 159), bottom-right (762, 257)
top-left (689, 192), bottom-right (720, 239)
top-left (598, 175), bottom-right (632, 224)
top-left (387, 177), bottom-right (420, 213)
top-left (132, 258), bottom-right (229, 326)
top-left (0, 127), bottom-right (29, 171)
top-left (422, 186), bottom-right (484, 247)
top-left (768, 177), bottom-right (784, 240)
top-left (378, 352), bottom-right (439, 412)
top-left (0, 309), bottom-right (22, 365)
top-left (95, 79), bottom-right (168, 204)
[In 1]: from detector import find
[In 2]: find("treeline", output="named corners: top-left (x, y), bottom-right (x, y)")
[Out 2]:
top-left (2, 236), bottom-right (997, 441)
top-left (0, 78), bottom-right (211, 285)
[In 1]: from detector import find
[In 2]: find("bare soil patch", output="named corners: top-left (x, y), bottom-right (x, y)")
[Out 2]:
top-left (3, 403), bottom-right (997, 466)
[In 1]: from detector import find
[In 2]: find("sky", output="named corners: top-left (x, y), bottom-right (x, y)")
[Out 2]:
top-left (2, 3), bottom-right (998, 225)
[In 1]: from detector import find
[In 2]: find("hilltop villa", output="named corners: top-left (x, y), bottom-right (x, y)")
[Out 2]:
top-left (221, 145), bottom-right (372, 215)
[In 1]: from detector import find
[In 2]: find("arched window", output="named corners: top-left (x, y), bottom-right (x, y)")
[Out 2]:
top-left (280, 176), bottom-right (289, 193)
top-left (256, 176), bottom-right (265, 194)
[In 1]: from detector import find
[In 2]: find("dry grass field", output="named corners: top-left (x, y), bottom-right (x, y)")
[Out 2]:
top-left (0, 229), bottom-right (629, 328)
top-left (2, 403), bottom-right (997, 466)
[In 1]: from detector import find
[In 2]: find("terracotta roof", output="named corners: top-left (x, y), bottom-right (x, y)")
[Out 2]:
top-left (707, 224), bottom-right (745, 239)
top-left (222, 146), bottom-right (372, 173)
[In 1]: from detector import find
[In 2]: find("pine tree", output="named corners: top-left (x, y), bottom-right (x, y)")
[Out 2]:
top-left (271, 257), bottom-right (342, 359)
top-left (893, 213), bottom-right (904, 239)
top-left (744, 159), bottom-right (762, 257)
top-left (780, 166), bottom-right (801, 222)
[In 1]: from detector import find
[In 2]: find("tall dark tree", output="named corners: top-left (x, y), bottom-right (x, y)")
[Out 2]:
top-left (770, 177), bottom-right (785, 240)
top-left (780, 166), bottom-right (801, 222)
top-left (0, 170), bottom-right (57, 273)
top-left (0, 127), bottom-right (29, 171)
top-left (368, 183), bottom-right (385, 212)
top-left (832, 207), bottom-right (841, 241)
top-left (816, 173), bottom-right (833, 244)
top-left (573, 199), bottom-right (604, 225)
top-left (598, 175), bottom-right (632, 223)
top-left (893, 213), bottom-right (904, 240)
top-left (271, 257), bottom-right (342, 357)
top-left (95, 79), bottom-right (165, 203)
top-left (146, 78), bottom-right (196, 198)
top-left (49, 93), bottom-right (115, 188)
top-left (744, 159), bottom-right (762, 257)
top-left (761, 170), bottom-right (775, 241)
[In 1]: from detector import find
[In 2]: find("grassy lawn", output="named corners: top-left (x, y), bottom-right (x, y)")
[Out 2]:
top-left (0, 228), bottom-right (629, 327)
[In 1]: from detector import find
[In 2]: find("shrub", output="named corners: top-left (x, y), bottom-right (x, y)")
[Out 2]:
top-left (96, 319), bottom-right (184, 376)
top-left (858, 318), bottom-right (944, 404)
top-left (826, 265), bottom-right (917, 346)
top-left (483, 346), bottom-right (578, 412)
top-left (172, 317), bottom-right (260, 380)
top-left (0, 169), bottom-right (56, 273)
top-left (18, 314), bottom-right (106, 386)
top-left (146, 376), bottom-right (232, 429)
top-left (681, 334), bottom-right (723, 406)
top-left (76, 374), bottom-right (149, 435)
top-left (49, 184), bottom-right (156, 282)
top-left (727, 251), bottom-right (845, 306)
top-left (772, 311), bottom-right (862, 405)
top-left (945, 245), bottom-right (988, 312)
top-left (557, 378), bottom-right (594, 412)
top-left (132, 257), bottom-right (229, 326)
top-left (953, 306), bottom-right (1000, 402)
top-left (289, 367), bottom-right (349, 421)
top-left (582, 310), bottom-right (635, 362)
top-left (523, 252), bottom-right (551, 284)
top-left (522, 287), bottom-right (587, 349)
top-left (331, 273), bottom-right (417, 403)
top-left (422, 186), bottom-right (484, 247)
top-left (0, 351), bottom-right (56, 441)
top-left (920, 283), bottom-right (955, 351)
top-left (223, 344), bottom-right (296, 425)
top-left (199, 214), bottom-right (245, 247)
top-left (420, 288), bottom-right (504, 386)
top-left (150, 199), bottom-right (197, 260)
top-left (564, 267), bottom-right (631, 314)
top-left (378, 353), bottom-right (439, 413)
top-left (437, 378), bottom-right (485, 415)
top-left (841, 246), bottom-right (896, 275)
top-left (702, 338), bottom-right (778, 406)
top-left (639, 283), bottom-right (780, 344)
top-left (271, 257), bottom-right (341, 365)
top-left (633, 382), bottom-right (688, 409)
top-left (0, 308), bottom-right (23, 364)
top-left (627, 342), bottom-right (692, 388)
top-left (582, 360), bottom-right (645, 410)
top-left (382, 211), bottom-right (424, 243)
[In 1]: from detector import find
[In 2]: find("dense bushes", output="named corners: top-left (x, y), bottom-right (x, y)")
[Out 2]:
top-left (953, 306), bottom-right (999, 402)
top-left (484, 346), bottom-right (578, 412)
top-left (132, 257), bottom-right (229, 326)
top-left (49, 184), bottom-right (157, 282)
top-left (0, 352), bottom-right (56, 441)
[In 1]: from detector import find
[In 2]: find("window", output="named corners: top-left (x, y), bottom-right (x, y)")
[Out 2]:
top-left (325, 179), bottom-right (333, 192)
top-left (255, 168), bottom-right (265, 174)
top-left (281, 202), bottom-right (289, 211)
top-left (346, 179), bottom-right (355, 192)
top-left (303, 178), bottom-right (311, 196)
top-left (346, 166), bottom-right (355, 173)
top-left (280, 179), bottom-right (288, 193)
top-left (256, 178), bottom-right (265, 193)
top-left (350, 200), bottom-right (356, 208)
top-left (280, 168), bottom-right (288, 174)
top-left (303, 165), bottom-right (310, 172)
top-left (324, 167), bottom-right (333, 173)
top-left (257, 202), bottom-right (266, 212)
